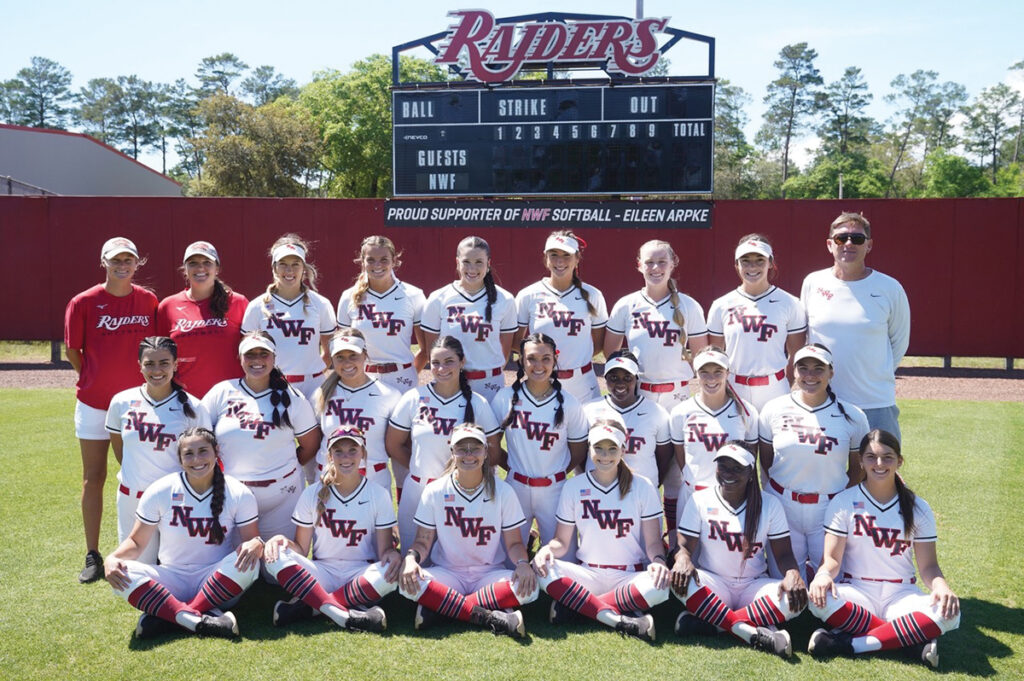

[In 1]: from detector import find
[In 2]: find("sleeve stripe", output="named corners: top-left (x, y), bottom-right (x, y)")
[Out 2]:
top-left (503, 519), bottom-right (527, 530)
top-left (236, 515), bottom-right (259, 526)
top-left (679, 527), bottom-right (700, 538)
top-left (640, 511), bottom-right (662, 520)
top-left (387, 419), bottom-right (411, 432)
top-left (824, 526), bottom-right (847, 537)
top-left (136, 513), bottom-right (159, 525)
top-left (375, 520), bottom-right (398, 529)
top-left (413, 518), bottom-right (435, 528)
top-left (555, 514), bottom-right (575, 525)
top-left (295, 425), bottom-right (318, 437)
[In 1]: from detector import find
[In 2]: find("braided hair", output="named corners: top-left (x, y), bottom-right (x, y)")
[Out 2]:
top-left (351, 235), bottom-right (401, 307)
top-left (547, 229), bottom-right (597, 316)
top-left (432, 335), bottom-right (475, 423)
top-left (502, 333), bottom-right (564, 429)
top-left (639, 240), bottom-right (690, 361)
top-left (457, 236), bottom-right (497, 322)
top-left (240, 330), bottom-right (293, 428)
top-left (264, 233), bottom-right (319, 314)
top-left (860, 429), bottom-right (916, 537)
top-left (138, 336), bottom-right (196, 418)
top-left (730, 440), bottom-right (763, 563)
top-left (178, 426), bottom-right (226, 545)
top-left (801, 342), bottom-right (852, 423)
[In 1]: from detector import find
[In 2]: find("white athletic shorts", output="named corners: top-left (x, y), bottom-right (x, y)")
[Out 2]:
top-left (75, 400), bottom-right (110, 440)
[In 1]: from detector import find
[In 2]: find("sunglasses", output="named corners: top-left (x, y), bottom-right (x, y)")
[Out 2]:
top-left (832, 233), bottom-right (868, 245)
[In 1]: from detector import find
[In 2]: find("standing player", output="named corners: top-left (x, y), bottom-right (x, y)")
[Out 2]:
top-left (385, 337), bottom-right (500, 554)
top-left (706, 235), bottom-right (806, 412)
top-left (65, 236), bottom-right (158, 582)
top-left (106, 337), bottom-right (211, 564)
top-left (156, 240), bottom-right (248, 398)
top-left (758, 344), bottom-right (869, 574)
top-left (421, 236), bottom-right (517, 400)
top-left (532, 420), bottom-right (670, 641)
top-left (263, 426), bottom-right (399, 633)
top-left (807, 430), bottom-right (960, 668)
top-left (103, 427), bottom-right (264, 639)
top-left (399, 423), bottom-right (537, 638)
top-left (515, 230), bottom-right (608, 403)
top-left (670, 443), bottom-right (806, 658)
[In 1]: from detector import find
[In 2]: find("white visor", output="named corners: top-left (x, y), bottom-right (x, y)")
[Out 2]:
top-left (693, 350), bottom-right (730, 372)
top-left (794, 345), bottom-right (833, 367)
top-left (330, 334), bottom-right (366, 356)
top-left (544, 234), bottom-right (579, 254)
top-left (734, 239), bottom-right (773, 261)
top-left (589, 423), bottom-right (627, 448)
top-left (272, 243), bottom-right (307, 263)
top-left (603, 355), bottom-right (640, 377)
top-left (450, 423), bottom-right (487, 447)
top-left (239, 335), bottom-right (276, 355)
top-left (714, 443), bottom-right (755, 468)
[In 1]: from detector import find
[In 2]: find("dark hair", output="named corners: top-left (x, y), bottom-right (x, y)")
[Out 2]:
top-left (546, 229), bottom-right (597, 316)
top-left (502, 333), bottom-right (564, 429)
top-left (138, 336), bottom-right (196, 419)
top-left (240, 330), bottom-right (293, 428)
top-left (605, 349), bottom-right (640, 398)
top-left (432, 336), bottom-right (475, 424)
top-left (314, 328), bottom-right (369, 415)
top-left (860, 429), bottom-right (916, 537)
top-left (179, 253), bottom-right (235, 319)
top-left (726, 440), bottom-right (762, 562)
top-left (592, 418), bottom-right (633, 499)
top-left (798, 342), bottom-right (852, 423)
top-left (264, 233), bottom-right (319, 313)
top-left (734, 232), bottom-right (779, 282)
top-left (178, 426), bottom-right (225, 545)
top-left (458, 236), bottom-right (497, 323)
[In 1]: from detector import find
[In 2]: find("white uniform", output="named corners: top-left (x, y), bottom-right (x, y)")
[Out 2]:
top-left (583, 395), bottom-right (669, 486)
top-left (201, 379), bottom-right (318, 540)
top-left (706, 286), bottom-right (806, 411)
top-left (492, 384), bottom-right (588, 548)
top-left (516, 280), bottom-right (608, 402)
top-left (388, 384), bottom-right (499, 553)
top-left (421, 283), bottom-right (517, 400)
top-left (758, 392), bottom-right (870, 571)
top-left (241, 292), bottom-right (337, 400)
top-left (337, 279), bottom-right (425, 393)
top-left (105, 385), bottom-right (211, 562)
top-left (314, 378), bottom-right (401, 490)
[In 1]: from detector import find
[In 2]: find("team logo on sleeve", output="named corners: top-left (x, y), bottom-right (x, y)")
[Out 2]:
top-left (580, 499), bottom-right (634, 537)
top-left (266, 313), bottom-right (316, 344)
top-left (444, 506), bottom-right (497, 545)
top-left (707, 519), bottom-right (763, 555)
top-left (630, 312), bottom-right (680, 346)
top-left (169, 506), bottom-right (227, 544)
top-left (725, 306), bottom-right (778, 342)
top-left (535, 303), bottom-right (585, 335)
top-left (124, 411), bottom-right (177, 451)
top-left (324, 401), bottom-right (375, 430)
top-left (445, 306), bottom-right (492, 341)
top-left (356, 303), bottom-right (406, 336)
top-left (512, 411), bottom-right (559, 450)
top-left (852, 514), bottom-right (912, 556)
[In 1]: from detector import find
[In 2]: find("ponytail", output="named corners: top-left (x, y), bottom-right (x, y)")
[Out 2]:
top-left (268, 368), bottom-right (294, 429)
top-left (458, 368), bottom-right (476, 424)
top-left (825, 384), bottom-right (852, 423)
top-left (170, 379), bottom-right (197, 419)
top-left (352, 235), bottom-right (401, 307)
top-left (482, 270), bottom-right (497, 323)
top-left (550, 375), bottom-right (566, 428)
top-left (860, 429), bottom-right (915, 537)
top-left (501, 361), bottom-right (526, 430)
top-left (723, 380), bottom-right (749, 430)
top-left (209, 278), bottom-right (232, 319)
top-left (209, 464), bottom-right (227, 545)
top-left (316, 457), bottom-right (338, 520)
top-left (741, 469), bottom-right (762, 562)
top-left (616, 460), bottom-right (634, 500)
top-left (666, 278), bottom-right (690, 362)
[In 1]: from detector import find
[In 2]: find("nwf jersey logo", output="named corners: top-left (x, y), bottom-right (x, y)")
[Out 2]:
top-left (624, 428), bottom-right (645, 454)
top-left (169, 506), bottom-right (226, 545)
top-left (535, 302), bottom-right (585, 336)
top-left (444, 506), bottom-right (497, 545)
top-left (631, 312), bottom-right (680, 346)
top-left (318, 509), bottom-right (369, 546)
top-left (686, 422), bottom-right (728, 451)
top-left (416, 405), bottom-right (457, 436)
top-left (853, 514), bottom-right (911, 556)
top-left (780, 415), bottom-right (838, 454)
top-left (725, 306), bottom-right (778, 342)
top-left (707, 519), bottom-right (763, 555)
top-left (580, 499), bottom-right (634, 537)
top-left (225, 400), bottom-right (274, 439)
top-left (357, 304), bottom-right (406, 336)
top-left (324, 401), bottom-right (375, 430)
top-left (446, 305), bottom-right (492, 341)
top-left (266, 313), bottom-right (316, 344)
top-left (124, 411), bottom-right (177, 451)
top-left (512, 411), bottom-right (559, 450)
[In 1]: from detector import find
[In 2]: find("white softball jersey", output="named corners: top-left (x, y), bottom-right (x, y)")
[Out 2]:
top-left (669, 396), bottom-right (758, 489)
top-left (800, 269), bottom-right (910, 409)
top-left (106, 385), bottom-right (211, 492)
top-left (492, 384), bottom-right (589, 478)
top-left (607, 290), bottom-right (706, 383)
top-left (824, 484), bottom-right (937, 583)
top-left (135, 471), bottom-right (259, 570)
top-left (556, 471), bottom-right (663, 567)
top-left (201, 379), bottom-right (318, 482)
top-left (291, 478), bottom-right (397, 564)
top-left (583, 395), bottom-right (670, 485)
top-left (241, 291), bottom-right (337, 377)
top-left (758, 393), bottom-right (870, 495)
top-left (706, 286), bottom-right (806, 378)
top-left (515, 280), bottom-right (608, 370)
top-left (679, 486), bottom-right (790, 580)
top-left (314, 378), bottom-right (401, 470)
top-left (421, 282), bottom-right (518, 371)
top-left (336, 279), bottom-right (425, 366)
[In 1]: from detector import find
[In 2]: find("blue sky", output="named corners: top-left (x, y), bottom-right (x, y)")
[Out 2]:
top-left (4, 0), bottom-right (1022, 170)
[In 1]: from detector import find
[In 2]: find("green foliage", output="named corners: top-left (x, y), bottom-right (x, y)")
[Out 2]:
top-left (784, 155), bottom-right (889, 199)
top-left (714, 79), bottom-right (758, 198)
top-left (5, 56), bottom-right (75, 129)
top-left (917, 149), bottom-right (990, 197)
top-left (241, 66), bottom-right (299, 106)
top-left (195, 53), bottom-right (249, 96)
top-left (962, 83), bottom-right (1020, 183)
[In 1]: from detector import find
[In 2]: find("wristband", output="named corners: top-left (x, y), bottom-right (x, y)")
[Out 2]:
top-left (406, 549), bottom-right (421, 563)
top-left (516, 559), bottom-right (529, 566)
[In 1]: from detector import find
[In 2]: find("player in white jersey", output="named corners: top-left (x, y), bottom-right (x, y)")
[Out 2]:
top-left (399, 424), bottom-right (537, 638)
top-left (706, 235), bottom-right (806, 412)
top-left (758, 344), bottom-right (869, 575)
top-left (421, 236), bottom-right (517, 400)
top-left (808, 430), bottom-right (960, 668)
top-left (492, 333), bottom-right (589, 554)
top-left (515, 231), bottom-right (607, 402)
top-left (669, 348), bottom-right (758, 527)
top-left (201, 332), bottom-right (320, 543)
top-left (103, 428), bottom-right (263, 639)
top-left (670, 443), bottom-right (806, 658)
top-left (263, 427), bottom-right (398, 632)
top-left (311, 330), bottom-right (401, 491)
top-left (386, 337), bottom-right (501, 554)
top-left (106, 337), bottom-right (211, 563)
top-left (533, 421), bottom-right (669, 641)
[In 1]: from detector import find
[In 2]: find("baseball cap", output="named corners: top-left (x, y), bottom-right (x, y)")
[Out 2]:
top-left (330, 334), bottom-right (366, 356)
top-left (450, 423), bottom-right (487, 447)
top-left (238, 334), bottom-right (276, 355)
top-left (589, 422), bottom-right (627, 448)
top-left (734, 238), bottom-right (773, 261)
top-left (693, 349), bottom-right (730, 372)
top-left (272, 243), bottom-right (307, 264)
top-left (183, 240), bottom-right (219, 264)
top-left (101, 237), bottom-right (139, 260)
top-left (603, 355), bottom-right (639, 377)
top-left (544, 233), bottom-right (580, 255)
top-left (714, 443), bottom-right (755, 468)
top-left (794, 345), bottom-right (833, 367)
top-left (326, 425), bottom-right (366, 450)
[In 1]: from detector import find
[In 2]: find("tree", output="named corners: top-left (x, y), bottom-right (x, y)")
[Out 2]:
top-left (111, 75), bottom-right (162, 159)
top-left (163, 79), bottom-right (205, 180)
top-left (1009, 60), bottom-right (1024, 163)
top-left (195, 53), bottom-right (249, 95)
top-left (713, 79), bottom-right (756, 198)
top-left (816, 66), bottom-right (874, 157)
top-left (883, 70), bottom-right (937, 197)
top-left (75, 78), bottom-right (122, 144)
top-left (0, 80), bottom-right (18, 124)
top-left (756, 43), bottom-right (822, 197)
top-left (962, 83), bottom-right (1020, 182)
top-left (241, 65), bottom-right (298, 105)
top-left (918, 149), bottom-right (989, 197)
top-left (7, 56), bottom-right (74, 128)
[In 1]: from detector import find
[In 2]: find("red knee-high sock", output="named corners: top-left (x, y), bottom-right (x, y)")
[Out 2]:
top-left (417, 580), bottom-right (475, 622)
top-left (334, 575), bottom-right (383, 609)
top-left (599, 583), bottom-right (650, 613)
top-left (186, 571), bottom-right (243, 614)
top-left (664, 497), bottom-right (678, 534)
top-left (466, 580), bottom-right (520, 611)
top-left (128, 580), bottom-right (195, 623)
top-left (742, 595), bottom-right (787, 627)
top-left (824, 600), bottom-right (886, 635)
top-left (277, 564), bottom-right (339, 612)
top-left (395, 487), bottom-right (403, 504)
top-left (545, 577), bottom-right (615, 619)
top-left (686, 586), bottom-right (744, 636)
top-left (864, 612), bottom-right (943, 650)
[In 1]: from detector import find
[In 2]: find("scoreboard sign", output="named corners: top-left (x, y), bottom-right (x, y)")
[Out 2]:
top-left (393, 83), bottom-right (714, 197)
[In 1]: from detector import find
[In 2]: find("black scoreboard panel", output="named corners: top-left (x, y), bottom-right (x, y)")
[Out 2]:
top-left (392, 84), bottom-right (714, 197)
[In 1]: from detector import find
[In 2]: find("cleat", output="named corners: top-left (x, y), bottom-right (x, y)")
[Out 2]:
top-left (674, 611), bottom-right (719, 637)
top-left (345, 606), bottom-right (387, 633)
top-left (549, 600), bottom-right (580, 625)
top-left (470, 606), bottom-right (525, 639)
top-left (807, 627), bottom-right (853, 657)
top-left (273, 597), bottom-right (315, 626)
top-left (194, 611), bottom-right (239, 639)
top-left (751, 626), bottom-right (792, 658)
top-left (134, 614), bottom-right (179, 639)
top-left (414, 604), bottom-right (442, 631)
top-left (615, 614), bottom-right (656, 642)
top-left (905, 639), bottom-right (939, 668)
top-left (79, 550), bottom-right (103, 583)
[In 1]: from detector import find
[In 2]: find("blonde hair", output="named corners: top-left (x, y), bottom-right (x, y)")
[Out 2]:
top-left (313, 328), bottom-right (369, 416)
top-left (694, 345), bottom-right (750, 429)
top-left (263, 233), bottom-right (319, 313)
top-left (441, 422), bottom-right (497, 499)
top-left (351, 235), bottom-right (401, 307)
top-left (316, 437), bottom-right (367, 518)
top-left (639, 240), bottom-right (690, 362)
top-left (591, 418), bottom-right (634, 500)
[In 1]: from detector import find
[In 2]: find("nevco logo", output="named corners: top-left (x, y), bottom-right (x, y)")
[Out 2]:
top-left (435, 10), bottom-right (668, 83)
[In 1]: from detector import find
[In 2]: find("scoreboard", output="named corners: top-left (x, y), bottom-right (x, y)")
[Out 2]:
top-left (392, 83), bottom-right (714, 197)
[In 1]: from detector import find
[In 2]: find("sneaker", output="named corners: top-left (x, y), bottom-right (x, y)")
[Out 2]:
top-left (78, 550), bottom-right (103, 583)
top-left (905, 639), bottom-right (939, 668)
top-left (345, 606), bottom-right (387, 633)
top-left (807, 627), bottom-right (853, 657)
top-left (273, 597), bottom-right (315, 626)
top-left (751, 626), bottom-right (792, 658)
top-left (194, 611), bottom-right (239, 639)
top-left (615, 614), bottom-right (656, 642)
top-left (134, 614), bottom-right (178, 639)
top-left (414, 604), bottom-right (441, 631)
top-left (549, 600), bottom-right (580, 625)
top-left (674, 611), bottom-right (719, 637)
top-left (470, 606), bottom-right (526, 639)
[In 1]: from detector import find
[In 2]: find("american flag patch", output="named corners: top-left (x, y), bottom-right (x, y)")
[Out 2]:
top-left (580, 489), bottom-right (590, 497)
top-left (707, 507), bottom-right (718, 515)
top-left (130, 400), bottom-right (142, 408)
top-left (419, 395), bottom-right (431, 404)
top-left (853, 501), bottom-right (865, 510)
top-left (172, 492), bottom-right (184, 503)
top-left (444, 494), bottom-right (455, 502)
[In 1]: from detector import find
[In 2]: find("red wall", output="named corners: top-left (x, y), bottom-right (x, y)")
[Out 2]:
top-left (2, 195), bottom-right (1020, 357)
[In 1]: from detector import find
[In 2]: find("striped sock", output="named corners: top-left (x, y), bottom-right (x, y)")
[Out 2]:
top-left (467, 580), bottom-right (520, 610)
top-left (186, 570), bottom-right (243, 614)
top-left (825, 600), bottom-right (886, 635)
top-left (417, 580), bottom-right (474, 622)
top-left (861, 612), bottom-right (943, 651)
top-left (685, 586), bottom-right (742, 633)
top-left (545, 577), bottom-right (613, 619)
top-left (743, 595), bottom-right (786, 627)
top-left (277, 564), bottom-right (338, 612)
top-left (128, 580), bottom-right (194, 623)
top-left (334, 575), bottom-right (383, 609)
top-left (600, 583), bottom-right (650, 613)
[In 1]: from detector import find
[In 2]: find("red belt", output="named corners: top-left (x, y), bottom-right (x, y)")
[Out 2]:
top-left (769, 478), bottom-right (836, 505)
top-left (464, 367), bottom-right (503, 380)
top-left (512, 471), bottom-right (566, 487)
top-left (241, 467), bottom-right (297, 488)
top-left (684, 480), bottom-right (708, 491)
top-left (285, 371), bottom-right (324, 383)
top-left (410, 474), bottom-right (437, 485)
top-left (845, 572), bottom-right (916, 585)
top-left (640, 380), bottom-right (688, 393)
top-left (118, 484), bottom-right (144, 499)
top-left (587, 562), bottom-right (645, 572)
top-left (366, 362), bottom-right (413, 374)
top-left (555, 362), bottom-right (592, 380)
top-left (358, 462), bottom-right (389, 475)
top-left (734, 369), bottom-right (786, 387)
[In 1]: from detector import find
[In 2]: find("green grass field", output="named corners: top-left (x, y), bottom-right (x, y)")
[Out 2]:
top-left (0, 389), bottom-right (1020, 680)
